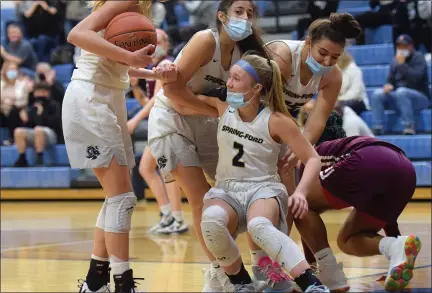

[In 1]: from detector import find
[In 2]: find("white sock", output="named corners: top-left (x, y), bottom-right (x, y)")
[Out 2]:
top-left (160, 203), bottom-right (172, 216)
top-left (91, 254), bottom-right (109, 262)
top-left (379, 237), bottom-right (397, 259)
top-left (172, 210), bottom-right (184, 222)
top-left (314, 247), bottom-right (337, 268)
top-left (250, 250), bottom-right (268, 265)
top-left (110, 256), bottom-right (130, 275)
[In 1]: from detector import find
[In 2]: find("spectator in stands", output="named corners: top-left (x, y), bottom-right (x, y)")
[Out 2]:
top-left (370, 34), bottom-right (430, 135)
top-left (0, 23), bottom-right (38, 72)
top-left (13, 81), bottom-right (62, 167)
top-left (18, 0), bottom-right (65, 62)
top-left (296, 1), bottom-right (340, 40)
top-left (29, 62), bottom-right (65, 105)
top-left (355, 0), bottom-right (398, 45)
top-left (0, 61), bottom-right (32, 145)
top-left (336, 52), bottom-right (369, 115)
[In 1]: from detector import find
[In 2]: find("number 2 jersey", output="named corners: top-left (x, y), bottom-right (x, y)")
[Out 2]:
top-left (215, 106), bottom-right (282, 183)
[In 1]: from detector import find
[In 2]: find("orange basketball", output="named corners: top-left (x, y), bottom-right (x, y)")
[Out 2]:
top-left (104, 12), bottom-right (157, 54)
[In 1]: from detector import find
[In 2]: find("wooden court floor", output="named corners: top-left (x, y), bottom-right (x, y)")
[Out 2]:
top-left (1, 198), bottom-right (431, 292)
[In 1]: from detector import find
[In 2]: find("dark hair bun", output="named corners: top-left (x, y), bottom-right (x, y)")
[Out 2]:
top-left (329, 12), bottom-right (362, 39)
top-left (316, 111), bottom-right (347, 146)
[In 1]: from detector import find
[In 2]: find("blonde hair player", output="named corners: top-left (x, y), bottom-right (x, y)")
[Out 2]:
top-left (63, 1), bottom-right (177, 292)
top-left (147, 0), bottom-right (290, 291)
top-left (196, 53), bottom-right (329, 293)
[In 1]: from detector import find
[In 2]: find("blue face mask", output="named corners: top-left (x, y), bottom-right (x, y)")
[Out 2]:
top-left (305, 49), bottom-right (334, 76)
top-left (226, 86), bottom-right (258, 109)
top-left (223, 16), bottom-right (253, 42)
top-left (6, 70), bottom-right (18, 80)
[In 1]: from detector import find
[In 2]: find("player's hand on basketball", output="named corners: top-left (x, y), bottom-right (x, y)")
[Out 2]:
top-left (153, 63), bottom-right (178, 83)
top-left (288, 191), bottom-right (308, 219)
top-left (128, 44), bottom-right (155, 68)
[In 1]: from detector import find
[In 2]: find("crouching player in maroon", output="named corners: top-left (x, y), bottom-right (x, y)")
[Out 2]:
top-left (295, 112), bottom-right (421, 292)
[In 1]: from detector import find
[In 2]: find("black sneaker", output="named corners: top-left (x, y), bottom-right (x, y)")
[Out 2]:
top-left (402, 125), bottom-right (416, 135)
top-left (13, 155), bottom-right (28, 167)
top-left (372, 127), bottom-right (383, 136)
top-left (113, 269), bottom-right (144, 293)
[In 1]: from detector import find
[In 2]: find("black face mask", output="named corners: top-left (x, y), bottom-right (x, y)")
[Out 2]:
top-left (34, 96), bottom-right (49, 103)
top-left (38, 73), bottom-right (46, 81)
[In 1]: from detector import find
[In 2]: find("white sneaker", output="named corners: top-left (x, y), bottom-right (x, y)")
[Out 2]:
top-left (148, 214), bottom-right (174, 234)
top-left (158, 219), bottom-right (189, 235)
top-left (315, 262), bottom-right (350, 292)
top-left (78, 280), bottom-right (111, 292)
top-left (384, 235), bottom-right (421, 292)
top-left (202, 267), bottom-right (226, 292)
top-left (235, 281), bottom-right (268, 293)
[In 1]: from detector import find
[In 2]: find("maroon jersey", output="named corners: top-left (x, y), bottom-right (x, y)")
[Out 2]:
top-left (315, 136), bottom-right (406, 172)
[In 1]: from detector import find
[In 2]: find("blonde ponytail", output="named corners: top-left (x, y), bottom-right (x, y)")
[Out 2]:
top-left (87, 0), bottom-right (152, 17)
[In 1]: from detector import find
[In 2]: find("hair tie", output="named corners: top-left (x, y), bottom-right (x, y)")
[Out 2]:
top-left (236, 59), bottom-right (260, 83)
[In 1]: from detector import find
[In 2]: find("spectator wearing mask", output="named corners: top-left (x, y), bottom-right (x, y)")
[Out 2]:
top-left (0, 62), bottom-right (32, 144)
top-left (370, 34), bottom-right (430, 135)
top-left (0, 23), bottom-right (38, 73)
top-left (296, 1), bottom-right (340, 40)
top-left (336, 52), bottom-right (369, 115)
top-left (29, 62), bottom-right (65, 105)
top-left (13, 81), bottom-right (62, 167)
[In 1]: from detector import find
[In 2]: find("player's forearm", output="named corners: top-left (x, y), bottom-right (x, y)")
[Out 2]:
top-left (296, 157), bottom-right (321, 196)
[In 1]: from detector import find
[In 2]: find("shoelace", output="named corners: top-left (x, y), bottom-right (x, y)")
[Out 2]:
top-left (259, 261), bottom-right (291, 284)
top-left (235, 283), bottom-right (255, 292)
top-left (77, 279), bottom-right (110, 292)
top-left (116, 277), bottom-right (144, 293)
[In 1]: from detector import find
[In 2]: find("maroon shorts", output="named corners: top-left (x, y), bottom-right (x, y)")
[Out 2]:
top-left (319, 145), bottom-right (416, 229)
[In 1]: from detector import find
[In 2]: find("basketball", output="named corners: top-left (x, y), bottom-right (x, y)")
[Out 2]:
top-left (104, 12), bottom-right (157, 54)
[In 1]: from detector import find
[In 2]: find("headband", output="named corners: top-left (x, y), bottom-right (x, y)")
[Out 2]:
top-left (236, 59), bottom-right (260, 83)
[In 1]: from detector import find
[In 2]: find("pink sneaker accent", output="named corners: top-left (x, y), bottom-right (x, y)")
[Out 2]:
top-left (258, 257), bottom-right (291, 284)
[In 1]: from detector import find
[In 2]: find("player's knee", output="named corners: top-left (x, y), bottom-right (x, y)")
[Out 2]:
top-left (247, 216), bottom-right (273, 241)
top-left (104, 192), bottom-right (137, 233)
top-left (336, 232), bottom-right (351, 254)
top-left (201, 205), bottom-right (239, 266)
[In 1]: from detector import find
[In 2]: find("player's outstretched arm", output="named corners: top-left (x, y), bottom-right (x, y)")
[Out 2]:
top-left (196, 95), bottom-right (228, 117)
top-left (270, 113), bottom-right (321, 197)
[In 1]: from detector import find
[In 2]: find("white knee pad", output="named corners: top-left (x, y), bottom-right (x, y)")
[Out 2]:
top-left (248, 216), bottom-right (305, 273)
top-left (105, 192), bottom-right (137, 233)
top-left (96, 199), bottom-right (108, 230)
top-left (201, 206), bottom-right (240, 267)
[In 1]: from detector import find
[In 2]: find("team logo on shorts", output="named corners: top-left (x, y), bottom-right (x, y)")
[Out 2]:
top-left (157, 156), bottom-right (168, 169)
top-left (86, 146), bottom-right (101, 160)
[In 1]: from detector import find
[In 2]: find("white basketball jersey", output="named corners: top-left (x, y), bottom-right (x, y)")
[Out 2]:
top-left (155, 29), bottom-right (241, 109)
top-left (267, 40), bottom-right (322, 113)
top-left (71, 30), bottom-right (130, 90)
top-left (216, 106), bottom-right (281, 182)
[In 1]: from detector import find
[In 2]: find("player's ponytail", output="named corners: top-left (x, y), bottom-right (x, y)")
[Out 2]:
top-left (88, 1), bottom-right (152, 17)
top-left (242, 53), bottom-right (297, 124)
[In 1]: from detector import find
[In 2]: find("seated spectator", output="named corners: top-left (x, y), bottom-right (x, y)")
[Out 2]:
top-left (0, 61), bottom-right (32, 144)
top-left (355, 0), bottom-right (398, 45)
top-left (296, 0), bottom-right (339, 40)
top-left (13, 81), bottom-right (62, 167)
top-left (29, 62), bottom-right (65, 105)
top-left (0, 23), bottom-right (38, 72)
top-left (336, 52), bottom-right (369, 115)
top-left (18, 0), bottom-right (65, 62)
top-left (370, 34), bottom-right (430, 135)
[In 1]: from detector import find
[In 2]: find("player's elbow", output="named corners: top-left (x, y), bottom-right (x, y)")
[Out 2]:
top-left (67, 28), bottom-right (78, 46)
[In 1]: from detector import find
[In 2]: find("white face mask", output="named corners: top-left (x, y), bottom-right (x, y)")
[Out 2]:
top-left (397, 49), bottom-right (410, 57)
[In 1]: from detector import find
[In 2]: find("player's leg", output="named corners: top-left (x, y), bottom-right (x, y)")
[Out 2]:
top-left (139, 146), bottom-right (173, 233)
top-left (160, 180), bottom-right (188, 234)
top-left (247, 197), bottom-right (329, 293)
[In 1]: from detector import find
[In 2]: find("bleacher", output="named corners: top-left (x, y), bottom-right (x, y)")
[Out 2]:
top-left (0, 1), bottom-right (430, 199)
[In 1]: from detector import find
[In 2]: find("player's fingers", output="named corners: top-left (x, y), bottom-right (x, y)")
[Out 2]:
top-left (288, 196), bottom-right (293, 208)
top-left (291, 197), bottom-right (300, 218)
